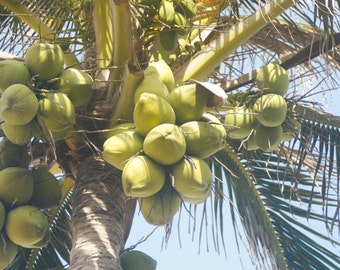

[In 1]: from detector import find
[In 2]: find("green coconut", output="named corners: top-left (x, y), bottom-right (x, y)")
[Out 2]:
top-left (167, 83), bottom-right (209, 124)
top-left (181, 121), bottom-right (226, 159)
top-left (0, 84), bottom-right (39, 126)
top-left (174, 11), bottom-right (190, 35)
top-left (0, 60), bottom-right (31, 93)
top-left (24, 229), bottom-right (51, 249)
top-left (2, 121), bottom-right (32, 145)
top-left (224, 107), bottom-right (256, 139)
top-left (5, 205), bottom-right (49, 248)
top-left (30, 167), bottom-right (62, 209)
top-left (0, 167), bottom-right (34, 207)
top-left (0, 201), bottom-right (5, 231)
top-left (134, 93), bottom-right (176, 136)
top-left (170, 156), bottom-right (212, 204)
top-left (37, 92), bottom-right (76, 132)
top-left (122, 155), bottom-right (166, 197)
top-left (174, 0), bottom-right (197, 18)
top-left (143, 123), bottom-right (186, 165)
top-left (138, 180), bottom-right (181, 226)
top-left (120, 250), bottom-right (157, 270)
top-left (103, 122), bottom-right (136, 140)
top-left (53, 68), bottom-right (93, 107)
top-left (102, 130), bottom-right (144, 171)
top-left (253, 94), bottom-right (287, 127)
top-left (253, 124), bottom-right (283, 152)
top-left (134, 73), bottom-right (169, 104)
top-left (145, 59), bottom-right (175, 92)
top-left (255, 63), bottom-right (289, 96)
top-left (201, 112), bottom-right (227, 137)
top-left (243, 133), bottom-right (260, 151)
top-left (0, 138), bottom-right (29, 170)
top-left (0, 234), bottom-right (18, 270)
top-left (158, 0), bottom-right (175, 24)
top-left (24, 43), bottom-right (64, 81)
top-left (159, 30), bottom-right (179, 52)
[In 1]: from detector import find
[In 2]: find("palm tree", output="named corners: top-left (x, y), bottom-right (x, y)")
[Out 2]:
top-left (0, 0), bottom-right (339, 269)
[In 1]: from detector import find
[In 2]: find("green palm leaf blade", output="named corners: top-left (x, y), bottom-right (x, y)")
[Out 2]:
top-left (214, 145), bottom-right (287, 270)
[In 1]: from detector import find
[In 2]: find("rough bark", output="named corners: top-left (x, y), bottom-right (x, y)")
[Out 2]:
top-left (69, 155), bottom-right (129, 270)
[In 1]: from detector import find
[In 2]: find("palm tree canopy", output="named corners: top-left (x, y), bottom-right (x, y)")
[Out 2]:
top-left (0, 0), bottom-right (339, 269)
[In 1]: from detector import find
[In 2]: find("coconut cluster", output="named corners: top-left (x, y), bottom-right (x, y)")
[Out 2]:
top-left (136, 0), bottom-right (196, 54)
top-left (0, 139), bottom-right (62, 268)
top-left (224, 63), bottom-right (301, 152)
top-left (0, 43), bottom-right (94, 144)
top-left (103, 59), bottom-right (226, 226)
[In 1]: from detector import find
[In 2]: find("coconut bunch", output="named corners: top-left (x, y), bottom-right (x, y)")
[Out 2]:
top-left (135, 0), bottom-right (196, 53)
top-left (103, 59), bottom-right (227, 226)
top-left (224, 63), bottom-right (301, 152)
top-left (0, 42), bottom-right (94, 145)
top-left (0, 142), bottom-right (62, 267)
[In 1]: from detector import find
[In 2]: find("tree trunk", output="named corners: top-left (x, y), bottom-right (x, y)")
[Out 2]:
top-left (69, 155), bottom-right (131, 270)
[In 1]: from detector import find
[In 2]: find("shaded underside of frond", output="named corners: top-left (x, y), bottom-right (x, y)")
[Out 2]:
top-left (213, 134), bottom-right (340, 269)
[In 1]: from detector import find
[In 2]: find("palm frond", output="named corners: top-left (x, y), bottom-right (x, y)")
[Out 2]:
top-left (213, 146), bottom-right (288, 270)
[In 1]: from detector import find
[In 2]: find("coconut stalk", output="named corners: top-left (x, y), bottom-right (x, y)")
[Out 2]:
top-left (93, 0), bottom-right (114, 69)
top-left (0, 0), bottom-right (80, 69)
top-left (106, 0), bottom-right (133, 100)
top-left (174, 0), bottom-right (298, 84)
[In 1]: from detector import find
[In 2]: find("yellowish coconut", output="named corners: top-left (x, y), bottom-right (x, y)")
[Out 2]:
top-left (145, 59), bottom-right (175, 92)
top-left (166, 83), bottom-right (209, 124)
top-left (2, 121), bottom-right (32, 145)
top-left (180, 120), bottom-right (226, 159)
top-left (102, 130), bottom-right (144, 171)
top-left (24, 43), bottom-right (64, 81)
top-left (134, 73), bottom-right (169, 104)
top-left (224, 107), bottom-right (256, 139)
top-left (0, 167), bottom-right (34, 207)
top-left (0, 60), bottom-right (31, 93)
top-left (24, 229), bottom-right (51, 249)
top-left (0, 84), bottom-right (38, 126)
top-left (243, 133), bottom-right (260, 151)
top-left (53, 68), bottom-right (93, 107)
top-left (0, 201), bottom-right (5, 231)
top-left (143, 123), bottom-right (186, 165)
top-left (0, 234), bottom-right (18, 270)
top-left (5, 205), bottom-right (49, 248)
top-left (133, 93), bottom-right (176, 136)
top-left (103, 122), bottom-right (136, 140)
top-left (122, 155), bottom-right (166, 197)
top-left (158, 0), bottom-right (175, 24)
top-left (170, 157), bottom-right (213, 204)
top-left (173, 11), bottom-right (190, 35)
top-left (253, 124), bottom-right (283, 152)
top-left (253, 93), bottom-right (287, 127)
top-left (201, 112), bottom-right (227, 138)
top-left (37, 92), bottom-right (76, 132)
top-left (255, 63), bottom-right (289, 96)
top-left (138, 180), bottom-right (181, 226)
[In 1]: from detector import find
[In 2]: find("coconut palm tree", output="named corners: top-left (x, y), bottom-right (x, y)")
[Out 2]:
top-left (0, 0), bottom-right (339, 269)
